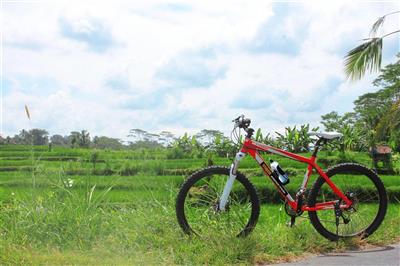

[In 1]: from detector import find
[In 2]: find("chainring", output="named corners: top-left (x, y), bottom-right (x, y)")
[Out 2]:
top-left (284, 201), bottom-right (303, 217)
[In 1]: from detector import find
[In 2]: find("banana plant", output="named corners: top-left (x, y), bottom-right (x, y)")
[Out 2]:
top-left (275, 124), bottom-right (318, 152)
top-left (255, 128), bottom-right (263, 142)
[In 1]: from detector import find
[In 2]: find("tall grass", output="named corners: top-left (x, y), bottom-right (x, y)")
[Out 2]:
top-left (1, 181), bottom-right (398, 265)
top-left (0, 143), bottom-right (399, 264)
top-left (0, 172), bottom-right (113, 249)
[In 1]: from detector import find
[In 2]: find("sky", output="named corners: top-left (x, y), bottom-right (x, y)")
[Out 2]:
top-left (2, 0), bottom-right (399, 140)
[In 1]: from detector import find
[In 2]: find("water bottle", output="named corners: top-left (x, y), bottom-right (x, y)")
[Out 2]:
top-left (270, 159), bottom-right (289, 185)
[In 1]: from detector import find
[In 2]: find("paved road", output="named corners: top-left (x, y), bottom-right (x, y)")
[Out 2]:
top-left (274, 244), bottom-right (400, 266)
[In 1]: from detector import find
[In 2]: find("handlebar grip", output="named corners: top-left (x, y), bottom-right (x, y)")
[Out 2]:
top-left (232, 115), bottom-right (251, 128)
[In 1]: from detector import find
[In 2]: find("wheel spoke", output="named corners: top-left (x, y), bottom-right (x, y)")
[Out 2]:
top-left (308, 164), bottom-right (387, 240)
top-left (177, 167), bottom-right (259, 237)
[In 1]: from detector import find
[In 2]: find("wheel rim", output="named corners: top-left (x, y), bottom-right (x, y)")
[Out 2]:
top-left (314, 170), bottom-right (382, 237)
top-left (183, 173), bottom-right (254, 237)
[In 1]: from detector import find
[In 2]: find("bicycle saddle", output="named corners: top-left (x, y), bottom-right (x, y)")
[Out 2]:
top-left (308, 132), bottom-right (343, 140)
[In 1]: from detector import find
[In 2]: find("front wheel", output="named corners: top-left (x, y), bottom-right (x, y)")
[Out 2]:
top-left (176, 166), bottom-right (260, 237)
top-left (308, 163), bottom-right (387, 241)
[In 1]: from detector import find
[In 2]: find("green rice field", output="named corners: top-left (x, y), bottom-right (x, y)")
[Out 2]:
top-left (0, 145), bottom-right (399, 264)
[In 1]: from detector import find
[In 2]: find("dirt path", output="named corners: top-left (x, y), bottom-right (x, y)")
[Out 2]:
top-left (273, 243), bottom-right (400, 265)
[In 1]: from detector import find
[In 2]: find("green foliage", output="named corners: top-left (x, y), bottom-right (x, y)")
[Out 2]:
top-left (209, 133), bottom-right (236, 157)
top-left (344, 11), bottom-right (399, 80)
top-left (128, 140), bottom-right (163, 149)
top-left (118, 161), bottom-right (140, 176)
top-left (255, 128), bottom-right (263, 142)
top-left (320, 112), bottom-right (365, 151)
top-left (165, 131), bottom-right (236, 159)
top-left (167, 133), bottom-right (201, 159)
top-left (321, 112), bottom-right (357, 132)
top-left (369, 15), bottom-right (386, 37)
top-left (69, 130), bottom-right (91, 148)
top-left (345, 38), bottom-right (382, 81)
top-left (340, 124), bottom-right (366, 152)
top-left (0, 182), bottom-right (112, 250)
top-left (92, 136), bottom-right (124, 149)
top-left (261, 132), bottom-right (277, 147)
top-left (0, 172), bottom-right (399, 264)
top-left (50, 134), bottom-right (68, 146)
top-left (195, 129), bottom-right (223, 147)
top-left (375, 100), bottom-right (400, 150)
top-left (7, 129), bottom-right (49, 145)
top-left (355, 58), bottom-right (400, 149)
top-left (392, 153), bottom-right (400, 174)
top-left (89, 150), bottom-right (100, 172)
top-left (323, 56), bottom-right (400, 152)
top-left (275, 124), bottom-right (319, 152)
top-left (0, 145), bottom-right (399, 264)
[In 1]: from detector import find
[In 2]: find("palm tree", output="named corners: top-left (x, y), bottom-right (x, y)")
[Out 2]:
top-left (344, 11), bottom-right (400, 80)
top-left (79, 130), bottom-right (90, 148)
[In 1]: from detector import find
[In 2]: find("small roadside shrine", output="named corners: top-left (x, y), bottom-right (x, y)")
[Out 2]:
top-left (371, 145), bottom-right (393, 174)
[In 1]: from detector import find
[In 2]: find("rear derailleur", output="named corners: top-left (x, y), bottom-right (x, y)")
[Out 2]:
top-left (334, 198), bottom-right (352, 227)
top-left (333, 199), bottom-right (352, 240)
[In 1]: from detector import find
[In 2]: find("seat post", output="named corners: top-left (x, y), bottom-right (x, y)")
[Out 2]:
top-left (312, 138), bottom-right (325, 157)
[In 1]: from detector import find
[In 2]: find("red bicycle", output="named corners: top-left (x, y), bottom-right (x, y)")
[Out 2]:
top-left (176, 115), bottom-right (387, 241)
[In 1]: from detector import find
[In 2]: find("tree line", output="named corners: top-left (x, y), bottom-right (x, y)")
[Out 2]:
top-left (1, 56), bottom-right (399, 155)
top-left (0, 129), bottom-right (124, 149)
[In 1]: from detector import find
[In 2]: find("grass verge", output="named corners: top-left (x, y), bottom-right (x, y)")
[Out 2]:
top-left (0, 181), bottom-right (398, 265)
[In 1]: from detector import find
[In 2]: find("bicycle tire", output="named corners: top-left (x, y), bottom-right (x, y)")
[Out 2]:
top-left (308, 163), bottom-right (387, 241)
top-left (176, 166), bottom-right (260, 237)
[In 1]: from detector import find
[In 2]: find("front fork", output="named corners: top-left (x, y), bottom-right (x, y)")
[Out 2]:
top-left (219, 151), bottom-right (246, 211)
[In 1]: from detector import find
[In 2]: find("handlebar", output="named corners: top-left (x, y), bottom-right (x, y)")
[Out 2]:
top-left (232, 115), bottom-right (251, 129)
top-left (232, 115), bottom-right (254, 138)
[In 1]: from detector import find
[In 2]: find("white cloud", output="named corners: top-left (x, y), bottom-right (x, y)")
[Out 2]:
top-left (2, 0), bottom-right (399, 139)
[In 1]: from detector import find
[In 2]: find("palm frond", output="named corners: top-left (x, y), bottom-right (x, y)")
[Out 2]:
top-left (344, 38), bottom-right (382, 81)
top-left (370, 16), bottom-right (385, 37)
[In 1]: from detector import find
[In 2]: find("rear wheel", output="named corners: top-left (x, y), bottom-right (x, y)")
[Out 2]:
top-left (176, 166), bottom-right (260, 237)
top-left (308, 163), bottom-right (387, 241)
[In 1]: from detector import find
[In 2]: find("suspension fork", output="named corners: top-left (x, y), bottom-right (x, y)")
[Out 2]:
top-left (219, 151), bottom-right (246, 211)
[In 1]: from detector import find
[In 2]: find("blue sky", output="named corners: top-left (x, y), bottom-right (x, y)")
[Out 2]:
top-left (2, 0), bottom-right (399, 140)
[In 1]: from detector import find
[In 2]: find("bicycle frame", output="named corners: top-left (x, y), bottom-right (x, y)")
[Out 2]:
top-left (219, 137), bottom-right (353, 212)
